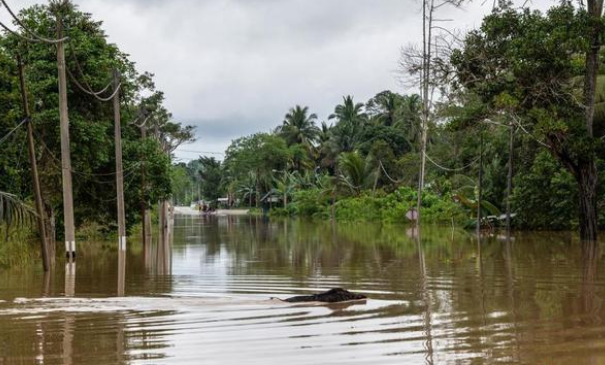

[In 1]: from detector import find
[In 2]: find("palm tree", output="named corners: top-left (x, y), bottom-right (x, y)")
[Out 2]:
top-left (237, 172), bottom-right (258, 207)
top-left (329, 95), bottom-right (367, 127)
top-left (272, 171), bottom-right (297, 210)
top-left (396, 94), bottom-right (422, 149)
top-left (278, 105), bottom-right (320, 147)
top-left (288, 144), bottom-right (314, 172)
top-left (337, 152), bottom-right (377, 196)
top-left (0, 192), bottom-right (35, 236)
top-left (327, 96), bottom-right (368, 155)
top-left (367, 91), bottom-right (403, 127)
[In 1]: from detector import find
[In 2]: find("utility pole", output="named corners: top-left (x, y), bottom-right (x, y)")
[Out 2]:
top-left (17, 56), bottom-right (50, 272)
top-left (140, 125), bottom-right (149, 249)
top-left (506, 123), bottom-right (514, 234)
top-left (56, 16), bottom-right (76, 261)
top-left (477, 131), bottom-right (484, 238)
top-left (113, 68), bottom-right (126, 252)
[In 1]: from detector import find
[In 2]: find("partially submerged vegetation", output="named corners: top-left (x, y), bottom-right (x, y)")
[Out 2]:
top-left (175, 4), bottom-right (605, 233)
top-left (0, 1), bottom-right (194, 262)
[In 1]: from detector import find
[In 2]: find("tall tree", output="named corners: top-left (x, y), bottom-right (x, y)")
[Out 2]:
top-left (580, 0), bottom-right (603, 241)
top-left (278, 105), bottom-right (320, 148)
top-left (451, 4), bottom-right (604, 241)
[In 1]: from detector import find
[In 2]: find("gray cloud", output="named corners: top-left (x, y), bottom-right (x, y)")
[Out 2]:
top-left (4, 0), bottom-right (555, 161)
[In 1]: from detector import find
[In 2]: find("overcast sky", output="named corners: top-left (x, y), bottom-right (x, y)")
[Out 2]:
top-left (5, 0), bottom-right (553, 162)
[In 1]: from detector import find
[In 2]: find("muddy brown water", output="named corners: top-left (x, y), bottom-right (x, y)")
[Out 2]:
top-left (0, 215), bottom-right (604, 364)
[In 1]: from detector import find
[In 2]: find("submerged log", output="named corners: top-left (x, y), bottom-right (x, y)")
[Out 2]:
top-left (280, 288), bottom-right (367, 303)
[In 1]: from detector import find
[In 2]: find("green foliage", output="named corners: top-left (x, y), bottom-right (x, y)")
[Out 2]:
top-left (0, 227), bottom-right (36, 269)
top-left (290, 189), bottom-right (330, 218)
top-left (171, 164), bottom-right (193, 205)
top-left (277, 105), bottom-right (320, 148)
top-left (0, 2), bottom-right (191, 240)
top-left (512, 151), bottom-right (578, 229)
top-left (337, 151), bottom-right (376, 195)
top-left (285, 186), bottom-right (467, 225)
top-left (0, 192), bottom-right (35, 231)
top-left (451, 3), bottom-right (604, 234)
top-left (198, 157), bottom-right (224, 202)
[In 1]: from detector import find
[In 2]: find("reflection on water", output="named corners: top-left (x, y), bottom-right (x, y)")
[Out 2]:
top-left (0, 215), bottom-right (604, 364)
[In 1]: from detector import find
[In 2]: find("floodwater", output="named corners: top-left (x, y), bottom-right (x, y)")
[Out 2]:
top-left (0, 215), bottom-right (604, 364)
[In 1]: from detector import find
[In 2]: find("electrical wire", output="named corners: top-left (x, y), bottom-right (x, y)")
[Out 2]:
top-left (379, 159), bottom-right (405, 184)
top-left (33, 129), bottom-right (142, 178)
top-left (175, 149), bottom-right (225, 155)
top-left (425, 153), bottom-right (479, 172)
top-left (67, 43), bottom-right (113, 96)
top-left (0, 0), bottom-right (68, 44)
top-left (0, 19), bottom-right (41, 43)
top-left (66, 67), bottom-right (121, 102)
top-left (0, 118), bottom-right (27, 146)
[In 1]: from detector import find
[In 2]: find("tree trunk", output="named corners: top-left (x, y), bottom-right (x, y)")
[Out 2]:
top-left (584, 0), bottom-right (603, 137)
top-left (579, 0), bottom-right (602, 243)
top-left (577, 160), bottom-right (599, 242)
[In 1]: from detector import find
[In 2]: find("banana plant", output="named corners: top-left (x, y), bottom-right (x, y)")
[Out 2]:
top-left (271, 171), bottom-right (297, 209)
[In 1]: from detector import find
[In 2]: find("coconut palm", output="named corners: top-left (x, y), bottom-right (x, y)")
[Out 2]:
top-left (329, 95), bottom-right (367, 128)
top-left (278, 105), bottom-right (320, 147)
top-left (326, 96), bottom-right (368, 157)
top-left (396, 94), bottom-right (422, 148)
top-left (337, 152), bottom-right (378, 196)
top-left (367, 91), bottom-right (404, 127)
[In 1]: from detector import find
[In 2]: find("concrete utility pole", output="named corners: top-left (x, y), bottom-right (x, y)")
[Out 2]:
top-left (139, 125), bottom-right (150, 249)
top-left (506, 123), bottom-right (514, 234)
top-left (113, 68), bottom-right (126, 252)
top-left (477, 131), bottom-right (484, 238)
top-left (17, 56), bottom-right (50, 272)
top-left (56, 17), bottom-right (76, 260)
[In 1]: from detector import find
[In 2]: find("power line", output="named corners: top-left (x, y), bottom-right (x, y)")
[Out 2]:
top-left (175, 149), bottom-right (225, 155)
top-left (65, 42), bottom-right (123, 102)
top-left (0, 0), bottom-right (68, 44)
top-left (67, 43), bottom-right (113, 96)
top-left (425, 153), bottom-right (479, 172)
top-left (0, 19), bottom-right (41, 43)
top-left (66, 65), bottom-right (121, 102)
top-left (33, 129), bottom-right (142, 178)
top-left (379, 159), bottom-right (405, 184)
top-left (0, 118), bottom-right (27, 145)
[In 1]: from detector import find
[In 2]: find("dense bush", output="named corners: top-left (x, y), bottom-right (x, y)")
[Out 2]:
top-left (290, 189), bottom-right (330, 218)
top-left (281, 186), bottom-right (467, 225)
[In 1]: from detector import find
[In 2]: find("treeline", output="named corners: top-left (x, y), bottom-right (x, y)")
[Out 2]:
top-left (0, 2), bottom-right (193, 247)
top-left (180, 3), bottom-right (605, 230)
top-left (177, 88), bottom-right (603, 229)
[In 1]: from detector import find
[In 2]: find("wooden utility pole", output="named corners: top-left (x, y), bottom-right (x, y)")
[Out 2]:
top-left (17, 56), bottom-right (50, 272)
top-left (113, 69), bottom-right (126, 252)
top-left (56, 17), bottom-right (76, 260)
